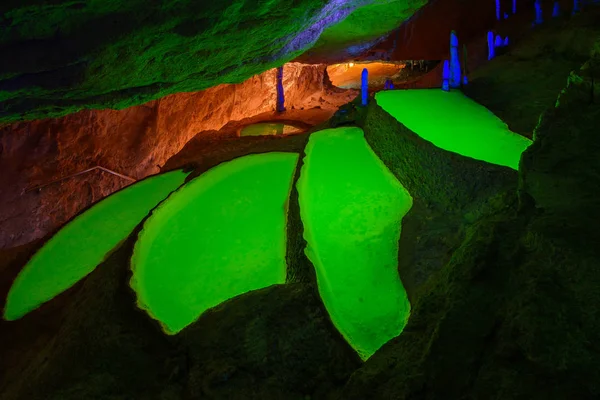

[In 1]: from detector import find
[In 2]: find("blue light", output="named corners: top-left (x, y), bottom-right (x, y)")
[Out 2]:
top-left (495, 34), bottom-right (503, 48)
top-left (361, 68), bottom-right (369, 106)
top-left (513, 0), bottom-right (517, 14)
top-left (496, 0), bottom-right (501, 20)
top-left (276, 66), bottom-right (285, 113)
top-left (449, 31), bottom-right (461, 88)
top-left (553, 1), bottom-right (560, 17)
top-left (487, 31), bottom-right (495, 60)
top-left (442, 60), bottom-right (450, 91)
top-left (535, 0), bottom-right (543, 24)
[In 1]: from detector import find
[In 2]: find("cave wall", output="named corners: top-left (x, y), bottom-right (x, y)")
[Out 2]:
top-left (0, 63), bottom-right (354, 249)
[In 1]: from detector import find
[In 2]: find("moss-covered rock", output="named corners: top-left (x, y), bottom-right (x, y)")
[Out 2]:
top-left (341, 52), bottom-right (600, 400)
top-left (179, 284), bottom-right (360, 400)
top-left (357, 99), bottom-right (517, 298)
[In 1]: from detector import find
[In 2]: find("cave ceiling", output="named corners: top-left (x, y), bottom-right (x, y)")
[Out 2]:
top-left (0, 0), bottom-right (427, 124)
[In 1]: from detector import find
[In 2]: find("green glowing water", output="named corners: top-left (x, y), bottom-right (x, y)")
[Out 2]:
top-left (297, 127), bottom-right (412, 360)
top-left (240, 122), bottom-right (303, 136)
top-left (130, 153), bottom-right (299, 334)
top-left (375, 90), bottom-right (532, 170)
top-left (3, 170), bottom-right (189, 321)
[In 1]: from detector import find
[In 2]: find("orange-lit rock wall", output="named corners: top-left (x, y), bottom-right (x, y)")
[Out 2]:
top-left (0, 64), bottom-right (354, 249)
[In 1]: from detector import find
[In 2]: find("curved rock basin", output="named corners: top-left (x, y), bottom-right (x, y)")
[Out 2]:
top-left (239, 122), bottom-right (304, 136)
top-left (130, 153), bottom-right (299, 334)
top-left (297, 127), bottom-right (412, 360)
top-left (3, 170), bottom-right (189, 321)
top-left (376, 90), bottom-right (532, 170)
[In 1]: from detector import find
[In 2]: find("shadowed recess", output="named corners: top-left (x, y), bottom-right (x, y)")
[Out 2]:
top-left (376, 89), bottom-right (532, 169)
top-left (297, 127), bottom-right (412, 360)
top-left (130, 153), bottom-right (299, 335)
top-left (3, 170), bottom-right (190, 321)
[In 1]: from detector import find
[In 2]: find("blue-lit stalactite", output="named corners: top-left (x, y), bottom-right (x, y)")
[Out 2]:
top-left (504, 36), bottom-right (510, 46)
top-left (534, 0), bottom-right (543, 25)
top-left (442, 60), bottom-right (450, 91)
top-left (573, 0), bottom-right (581, 13)
top-left (487, 31), bottom-right (495, 60)
top-left (496, 0), bottom-right (501, 20)
top-left (449, 31), bottom-right (461, 88)
top-left (552, 1), bottom-right (560, 16)
top-left (495, 34), bottom-right (503, 48)
top-left (462, 43), bottom-right (469, 86)
top-left (276, 66), bottom-right (286, 113)
top-left (513, 0), bottom-right (517, 14)
top-left (361, 68), bottom-right (369, 106)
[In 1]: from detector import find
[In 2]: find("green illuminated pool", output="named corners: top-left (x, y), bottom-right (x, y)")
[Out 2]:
top-left (375, 90), bottom-right (532, 170)
top-left (239, 122), bottom-right (304, 136)
top-left (297, 127), bottom-right (412, 360)
top-left (130, 152), bottom-right (299, 334)
top-left (3, 170), bottom-right (189, 321)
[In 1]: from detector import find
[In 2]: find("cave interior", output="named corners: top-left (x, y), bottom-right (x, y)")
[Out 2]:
top-left (1, 0), bottom-right (600, 399)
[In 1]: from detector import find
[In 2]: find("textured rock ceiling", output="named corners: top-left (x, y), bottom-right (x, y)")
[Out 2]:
top-left (0, 0), bottom-right (427, 123)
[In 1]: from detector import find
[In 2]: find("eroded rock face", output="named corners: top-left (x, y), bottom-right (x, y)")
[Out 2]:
top-left (520, 56), bottom-right (600, 216)
top-left (0, 63), bottom-right (355, 249)
top-left (0, 0), bottom-right (424, 123)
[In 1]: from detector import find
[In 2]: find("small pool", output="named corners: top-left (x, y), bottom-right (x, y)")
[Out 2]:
top-left (4, 170), bottom-right (189, 321)
top-left (130, 153), bottom-right (299, 334)
top-left (239, 122), bottom-right (304, 137)
top-left (297, 127), bottom-right (412, 360)
top-left (376, 90), bottom-right (532, 170)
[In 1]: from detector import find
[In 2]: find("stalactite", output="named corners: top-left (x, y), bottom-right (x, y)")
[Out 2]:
top-left (361, 68), bottom-right (369, 106)
top-left (442, 60), bottom-right (450, 91)
top-left (450, 31), bottom-right (461, 88)
top-left (496, 0), bottom-right (501, 20)
top-left (276, 66), bottom-right (286, 113)
top-left (513, 0), bottom-right (517, 14)
top-left (534, 0), bottom-right (543, 25)
top-left (495, 34), bottom-right (503, 48)
top-left (462, 44), bottom-right (469, 85)
top-left (553, 1), bottom-right (561, 17)
top-left (488, 31), bottom-right (496, 60)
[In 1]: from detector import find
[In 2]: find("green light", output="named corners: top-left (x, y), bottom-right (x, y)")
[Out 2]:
top-left (375, 90), bottom-right (532, 170)
top-left (297, 127), bottom-right (412, 360)
top-left (3, 170), bottom-right (189, 321)
top-left (130, 153), bottom-right (299, 334)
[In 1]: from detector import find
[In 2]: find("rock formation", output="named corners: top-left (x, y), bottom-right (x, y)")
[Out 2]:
top-left (0, 63), bottom-right (355, 249)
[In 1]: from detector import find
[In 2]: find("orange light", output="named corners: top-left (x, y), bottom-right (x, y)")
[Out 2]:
top-left (349, 62), bottom-right (355, 67)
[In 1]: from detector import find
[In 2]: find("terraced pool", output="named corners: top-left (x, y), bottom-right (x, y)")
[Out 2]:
top-left (4, 170), bottom-right (189, 321)
top-left (297, 127), bottom-right (412, 360)
top-left (376, 90), bottom-right (532, 169)
top-left (130, 153), bottom-right (299, 334)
